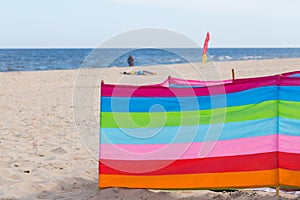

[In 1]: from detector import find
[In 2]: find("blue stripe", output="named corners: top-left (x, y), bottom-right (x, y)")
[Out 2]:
top-left (169, 84), bottom-right (204, 88)
top-left (100, 118), bottom-right (277, 144)
top-left (101, 86), bottom-right (278, 112)
top-left (289, 74), bottom-right (300, 77)
top-left (280, 86), bottom-right (300, 102)
top-left (279, 117), bottom-right (300, 136)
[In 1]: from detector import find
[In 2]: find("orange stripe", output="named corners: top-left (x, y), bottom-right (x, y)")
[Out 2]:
top-left (279, 168), bottom-right (300, 187)
top-left (99, 169), bottom-right (278, 189)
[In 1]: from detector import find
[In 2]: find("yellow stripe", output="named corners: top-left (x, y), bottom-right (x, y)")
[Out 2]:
top-left (99, 169), bottom-right (278, 189)
top-left (279, 168), bottom-right (300, 187)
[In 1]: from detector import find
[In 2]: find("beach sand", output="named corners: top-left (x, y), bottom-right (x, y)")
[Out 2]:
top-left (1, 58), bottom-right (300, 199)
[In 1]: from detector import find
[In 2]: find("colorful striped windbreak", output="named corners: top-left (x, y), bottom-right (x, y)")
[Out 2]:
top-left (99, 74), bottom-right (300, 189)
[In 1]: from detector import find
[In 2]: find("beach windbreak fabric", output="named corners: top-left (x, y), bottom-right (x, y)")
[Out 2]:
top-left (99, 74), bottom-right (300, 189)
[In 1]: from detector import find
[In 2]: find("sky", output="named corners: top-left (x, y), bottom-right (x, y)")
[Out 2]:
top-left (0, 0), bottom-right (300, 48)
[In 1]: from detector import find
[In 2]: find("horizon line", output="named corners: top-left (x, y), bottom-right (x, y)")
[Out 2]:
top-left (0, 46), bottom-right (300, 49)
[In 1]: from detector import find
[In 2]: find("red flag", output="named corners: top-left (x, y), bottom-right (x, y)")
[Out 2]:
top-left (202, 32), bottom-right (210, 64)
top-left (202, 32), bottom-right (210, 55)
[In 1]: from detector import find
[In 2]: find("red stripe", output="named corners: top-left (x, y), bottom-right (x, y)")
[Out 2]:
top-left (279, 152), bottom-right (300, 171)
top-left (101, 75), bottom-right (278, 97)
top-left (99, 152), bottom-right (278, 175)
top-left (281, 70), bottom-right (300, 77)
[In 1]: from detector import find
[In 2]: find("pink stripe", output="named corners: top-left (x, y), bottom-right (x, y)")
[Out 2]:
top-left (279, 135), bottom-right (300, 153)
top-left (101, 75), bottom-right (278, 97)
top-left (99, 135), bottom-right (278, 160)
top-left (147, 78), bottom-right (170, 87)
top-left (280, 77), bottom-right (300, 86)
top-left (170, 77), bottom-right (232, 86)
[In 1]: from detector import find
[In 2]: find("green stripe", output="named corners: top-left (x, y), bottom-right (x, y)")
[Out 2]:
top-left (101, 100), bottom-right (280, 128)
top-left (279, 101), bottom-right (300, 119)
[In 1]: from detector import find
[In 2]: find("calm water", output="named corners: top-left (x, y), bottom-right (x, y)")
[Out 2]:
top-left (1, 48), bottom-right (300, 72)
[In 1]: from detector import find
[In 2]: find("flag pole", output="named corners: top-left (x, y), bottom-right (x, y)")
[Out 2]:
top-left (231, 69), bottom-right (235, 81)
top-left (276, 186), bottom-right (280, 197)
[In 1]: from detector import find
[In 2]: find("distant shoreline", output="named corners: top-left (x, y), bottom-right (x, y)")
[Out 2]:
top-left (1, 48), bottom-right (300, 72)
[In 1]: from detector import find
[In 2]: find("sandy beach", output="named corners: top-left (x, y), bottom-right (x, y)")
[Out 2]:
top-left (1, 58), bottom-right (300, 199)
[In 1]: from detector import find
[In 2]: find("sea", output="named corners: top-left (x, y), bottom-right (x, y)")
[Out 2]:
top-left (1, 48), bottom-right (300, 72)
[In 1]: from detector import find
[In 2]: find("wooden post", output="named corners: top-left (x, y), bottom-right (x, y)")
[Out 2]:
top-left (168, 75), bottom-right (171, 85)
top-left (276, 186), bottom-right (280, 197)
top-left (231, 69), bottom-right (235, 81)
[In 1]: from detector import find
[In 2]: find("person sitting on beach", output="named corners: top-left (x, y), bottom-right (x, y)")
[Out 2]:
top-left (127, 55), bottom-right (134, 66)
top-left (122, 70), bottom-right (156, 75)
